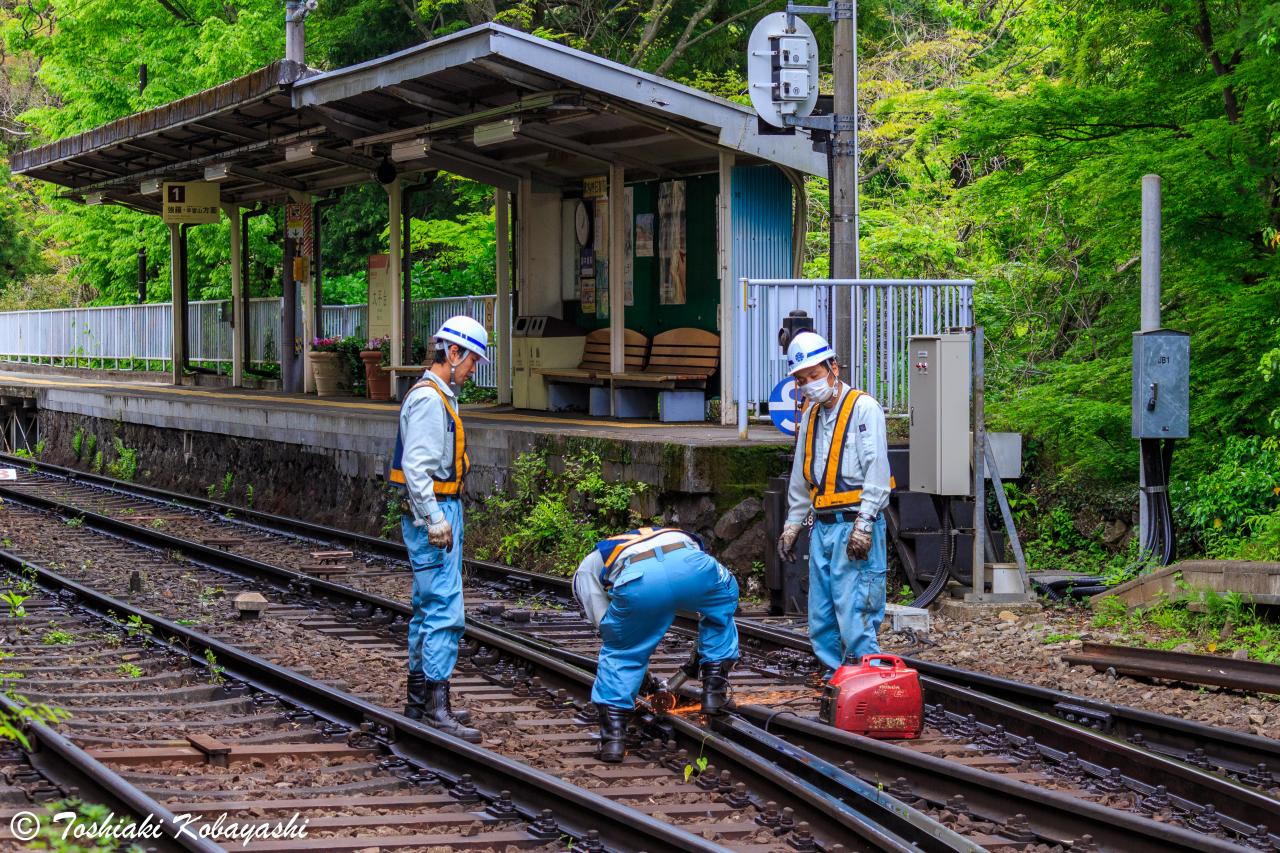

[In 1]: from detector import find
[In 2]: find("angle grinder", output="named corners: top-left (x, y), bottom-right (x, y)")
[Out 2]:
top-left (651, 644), bottom-right (701, 713)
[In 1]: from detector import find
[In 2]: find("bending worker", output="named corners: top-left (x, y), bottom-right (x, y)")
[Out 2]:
top-left (387, 315), bottom-right (490, 742)
top-left (776, 331), bottom-right (893, 678)
top-left (572, 527), bottom-right (739, 762)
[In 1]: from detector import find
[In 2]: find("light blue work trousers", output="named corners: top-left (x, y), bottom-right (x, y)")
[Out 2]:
top-left (403, 499), bottom-right (465, 681)
top-left (809, 514), bottom-right (888, 673)
top-left (592, 547), bottom-right (740, 709)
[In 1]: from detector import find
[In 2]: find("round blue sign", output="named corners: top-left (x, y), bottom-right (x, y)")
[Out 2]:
top-left (769, 377), bottom-right (800, 436)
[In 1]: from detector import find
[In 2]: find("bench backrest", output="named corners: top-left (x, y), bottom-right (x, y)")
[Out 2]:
top-left (645, 328), bottom-right (719, 376)
top-left (580, 327), bottom-right (647, 372)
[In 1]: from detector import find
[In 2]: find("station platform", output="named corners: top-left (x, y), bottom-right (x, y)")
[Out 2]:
top-left (0, 370), bottom-right (791, 543)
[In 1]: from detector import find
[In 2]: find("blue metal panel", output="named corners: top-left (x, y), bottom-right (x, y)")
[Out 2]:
top-left (730, 164), bottom-right (792, 284)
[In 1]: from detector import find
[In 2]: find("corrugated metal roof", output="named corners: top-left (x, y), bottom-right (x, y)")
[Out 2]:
top-left (12, 24), bottom-right (824, 213)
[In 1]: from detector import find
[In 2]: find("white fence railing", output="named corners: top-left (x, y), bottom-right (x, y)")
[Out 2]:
top-left (736, 278), bottom-right (975, 434)
top-left (0, 295), bottom-right (498, 388)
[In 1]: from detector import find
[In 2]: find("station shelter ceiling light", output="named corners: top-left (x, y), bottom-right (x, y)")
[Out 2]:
top-left (140, 178), bottom-right (162, 195)
top-left (473, 117), bottom-right (521, 148)
top-left (204, 163), bottom-right (233, 182)
top-left (390, 137), bottom-right (432, 163)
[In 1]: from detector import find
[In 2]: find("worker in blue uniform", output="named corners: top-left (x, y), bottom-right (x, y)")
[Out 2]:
top-left (387, 315), bottom-right (490, 742)
top-left (776, 331), bottom-right (893, 677)
top-left (572, 527), bottom-right (740, 762)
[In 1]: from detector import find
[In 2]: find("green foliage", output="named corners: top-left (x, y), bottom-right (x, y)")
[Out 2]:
top-left (84, 433), bottom-right (96, 460)
top-left (204, 648), bottom-right (224, 685)
top-left (1177, 436), bottom-right (1280, 559)
top-left (31, 799), bottom-right (145, 853)
top-left (474, 448), bottom-right (648, 575)
top-left (1, 591), bottom-right (29, 618)
top-left (106, 437), bottom-right (137, 481)
top-left (70, 428), bottom-right (82, 459)
top-left (116, 662), bottom-right (143, 679)
top-left (41, 629), bottom-right (74, 645)
top-left (0, 699), bottom-right (68, 752)
top-left (381, 485), bottom-right (404, 539)
top-left (91, 450), bottom-right (102, 474)
top-left (244, 484), bottom-right (254, 508)
top-left (1092, 585), bottom-right (1280, 663)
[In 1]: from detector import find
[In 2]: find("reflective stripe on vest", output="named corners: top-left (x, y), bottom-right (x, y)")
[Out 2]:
top-left (801, 388), bottom-right (894, 510)
top-left (593, 527), bottom-right (697, 586)
top-left (387, 380), bottom-right (469, 496)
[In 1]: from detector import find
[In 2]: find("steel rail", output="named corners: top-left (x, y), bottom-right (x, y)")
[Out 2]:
top-left (1064, 641), bottom-right (1280, 694)
top-left (729, 705), bottom-right (1250, 853)
top-left (7, 460), bottom-right (1276, 794)
top-left (0, 692), bottom-right (224, 853)
top-left (0, 476), bottom-right (937, 851)
top-left (0, 549), bottom-right (728, 853)
top-left (460, 621), bottom-right (974, 852)
top-left (921, 676), bottom-right (1280, 841)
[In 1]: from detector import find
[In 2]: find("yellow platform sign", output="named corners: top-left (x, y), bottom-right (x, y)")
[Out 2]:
top-left (161, 182), bottom-right (220, 224)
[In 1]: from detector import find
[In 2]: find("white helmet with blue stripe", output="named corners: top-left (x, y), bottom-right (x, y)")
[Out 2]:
top-left (786, 330), bottom-right (834, 375)
top-left (435, 315), bottom-right (490, 363)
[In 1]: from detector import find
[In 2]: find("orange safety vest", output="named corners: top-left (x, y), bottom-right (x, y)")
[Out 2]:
top-left (387, 380), bottom-right (470, 497)
top-left (801, 387), bottom-right (893, 510)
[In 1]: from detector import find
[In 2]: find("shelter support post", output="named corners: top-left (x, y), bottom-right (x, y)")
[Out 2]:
top-left (225, 204), bottom-right (243, 387)
top-left (495, 188), bottom-right (512, 404)
top-left (608, 164), bottom-right (626, 380)
top-left (387, 178), bottom-right (404, 368)
top-left (718, 152), bottom-right (735, 426)
top-left (168, 223), bottom-right (185, 385)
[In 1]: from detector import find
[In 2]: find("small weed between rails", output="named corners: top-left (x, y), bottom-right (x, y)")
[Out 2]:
top-left (204, 649), bottom-right (225, 685)
top-left (1, 591), bottom-right (29, 619)
top-left (116, 662), bottom-right (143, 679)
top-left (63, 516), bottom-right (84, 528)
top-left (1042, 631), bottom-right (1082, 644)
top-left (683, 755), bottom-right (709, 783)
top-left (244, 484), bottom-right (255, 508)
top-left (124, 614), bottom-right (153, 646)
top-left (70, 428), bottom-right (83, 458)
top-left (0, 700), bottom-right (67, 751)
top-left (42, 629), bottom-right (75, 645)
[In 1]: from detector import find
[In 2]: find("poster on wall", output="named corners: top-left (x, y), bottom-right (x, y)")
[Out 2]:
top-left (658, 181), bottom-right (687, 305)
top-left (623, 187), bottom-right (635, 306)
top-left (367, 254), bottom-right (392, 338)
top-left (594, 198), bottom-right (609, 263)
top-left (635, 213), bottom-right (655, 257)
top-left (597, 261), bottom-right (610, 319)
top-left (580, 278), bottom-right (596, 314)
top-left (579, 247), bottom-right (595, 277)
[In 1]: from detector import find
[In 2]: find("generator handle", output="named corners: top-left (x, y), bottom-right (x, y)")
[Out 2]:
top-left (861, 654), bottom-right (907, 670)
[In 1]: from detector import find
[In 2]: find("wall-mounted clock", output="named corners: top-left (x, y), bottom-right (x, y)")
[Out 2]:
top-left (575, 200), bottom-right (592, 246)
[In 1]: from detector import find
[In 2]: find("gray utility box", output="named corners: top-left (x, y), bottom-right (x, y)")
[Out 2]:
top-left (1132, 330), bottom-right (1189, 439)
top-left (909, 334), bottom-right (972, 495)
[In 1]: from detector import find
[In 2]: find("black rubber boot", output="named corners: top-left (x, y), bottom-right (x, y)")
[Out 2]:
top-left (595, 703), bottom-right (630, 763)
top-left (404, 673), bottom-right (427, 721)
top-left (699, 660), bottom-right (731, 715)
top-left (423, 680), bottom-right (481, 742)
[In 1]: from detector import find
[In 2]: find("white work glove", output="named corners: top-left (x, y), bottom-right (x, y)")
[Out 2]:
top-left (846, 515), bottom-right (874, 561)
top-left (777, 523), bottom-right (802, 564)
top-left (427, 518), bottom-right (453, 550)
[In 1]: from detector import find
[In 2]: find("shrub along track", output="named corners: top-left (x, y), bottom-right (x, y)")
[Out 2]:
top-left (0, 459), bottom-right (1276, 850)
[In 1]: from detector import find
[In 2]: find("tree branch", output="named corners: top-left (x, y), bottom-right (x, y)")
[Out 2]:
top-left (668, 0), bottom-right (780, 60)
top-left (1190, 0), bottom-right (1241, 123)
top-left (654, 0), bottom-right (721, 76)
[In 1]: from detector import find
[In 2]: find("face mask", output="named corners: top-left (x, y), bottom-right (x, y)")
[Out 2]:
top-left (800, 375), bottom-right (836, 403)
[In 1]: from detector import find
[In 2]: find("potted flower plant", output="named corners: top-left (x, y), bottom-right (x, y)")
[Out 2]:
top-left (310, 336), bottom-right (345, 396)
top-left (361, 336), bottom-right (392, 401)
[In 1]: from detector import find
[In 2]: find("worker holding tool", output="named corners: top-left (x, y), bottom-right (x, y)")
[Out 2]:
top-left (572, 527), bottom-right (740, 762)
top-left (387, 315), bottom-right (490, 742)
top-left (776, 331), bottom-right (893, 678)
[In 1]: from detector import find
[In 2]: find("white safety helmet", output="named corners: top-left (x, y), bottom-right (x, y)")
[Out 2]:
top-left (435, 315), bottom-right (490, 363)
top-left (786, 331), bottom-right (835, 376)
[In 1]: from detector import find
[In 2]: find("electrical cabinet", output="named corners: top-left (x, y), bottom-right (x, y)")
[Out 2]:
top-left (511, 316), bottom-right (585, 411)
top-left (909, 334), bottom-right (972, 495)
top-left (1132, 330), bottom-right (1189, 439)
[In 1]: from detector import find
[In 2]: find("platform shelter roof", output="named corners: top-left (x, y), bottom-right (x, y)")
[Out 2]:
top-left (12, 24), bottom-right (825, 210)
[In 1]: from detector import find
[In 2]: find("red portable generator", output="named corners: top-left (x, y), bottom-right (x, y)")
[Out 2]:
top-left (819, 654), bottom-right (923, 739)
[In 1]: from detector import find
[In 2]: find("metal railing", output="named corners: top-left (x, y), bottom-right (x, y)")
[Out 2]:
top-left (736, 277), bottom-right (974, 436)
top-left (0, 295), bottom-right (498, 388)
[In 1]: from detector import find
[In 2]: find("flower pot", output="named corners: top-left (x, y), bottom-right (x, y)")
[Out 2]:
top-left (361, 351), bottom-right (391, 401)
top-left (311, 352), bottom-right (346, 397)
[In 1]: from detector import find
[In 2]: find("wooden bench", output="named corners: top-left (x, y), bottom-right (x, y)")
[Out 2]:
top-left (535, 328), bottom-right (646, 414)
top-left (611, 328), bottom-right (719, 421)
top-left (388, 365), bottom-right (429, 400)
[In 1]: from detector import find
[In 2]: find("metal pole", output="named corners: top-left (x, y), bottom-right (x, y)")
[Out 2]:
top-left (167, 223), bottom-right (183, 385)
top-left (1139, 174), bottom-right (1161, 554)
top-left (387, 179), bottom-right (404, 369)
top-left (226, 204), bottom-right (243, 387)
top-left (282, 219), bottom-right (298, 393)
top-left (284, 0), bottom-right (308, 64)
top-left (738, 279), bottom-right (749, 439)
top-left (830, 0), bottom-right (857, 372)
top-left (970, 325), bottom-right (985, 599)
top-left (494, 188), bottom-right (512, 404)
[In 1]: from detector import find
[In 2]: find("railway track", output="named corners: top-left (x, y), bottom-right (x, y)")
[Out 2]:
top-left (1, 457), bottom-right (1278, 850)
top-left (0, 568), bottom-right (724, 852)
